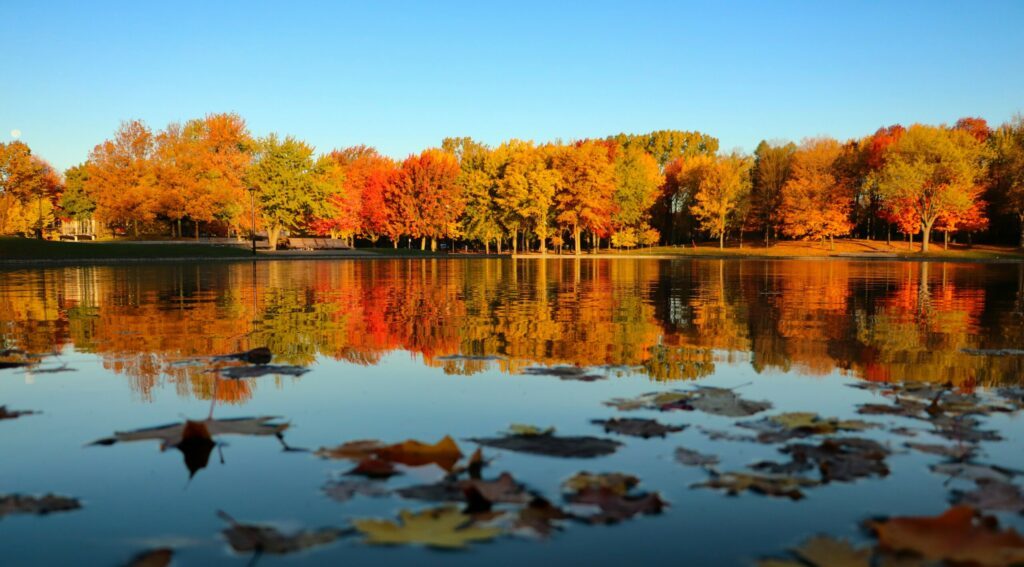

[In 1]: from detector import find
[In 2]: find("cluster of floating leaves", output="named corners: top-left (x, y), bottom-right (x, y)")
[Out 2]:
top-left (7, 346), bottom-right (1024, 565)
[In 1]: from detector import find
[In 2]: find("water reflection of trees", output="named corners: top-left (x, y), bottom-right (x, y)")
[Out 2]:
top-left (1, 258), bottom-right (1022, 402)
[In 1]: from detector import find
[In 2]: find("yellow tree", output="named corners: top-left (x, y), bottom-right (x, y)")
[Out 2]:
top-left (690, 154), bottom-right (751, 248)
top-left (493, 140), bottom-right (560, 253)
top-left (876, 125), bottom-right (987, 252)
top-left (779, 138), bottom-right (854, 249)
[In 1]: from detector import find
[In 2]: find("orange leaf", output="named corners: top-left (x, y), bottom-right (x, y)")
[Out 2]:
top-left (375, 436), bottom-right (463, 471)
top-left (869, 506), bottom-right (1024, 567)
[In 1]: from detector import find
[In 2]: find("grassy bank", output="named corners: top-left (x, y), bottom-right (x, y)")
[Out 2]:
top-left (0, 237), bottom-right (252, 260)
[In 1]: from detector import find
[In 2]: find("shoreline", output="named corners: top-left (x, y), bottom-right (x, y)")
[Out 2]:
top-left (3, 250), bottom-right (1024, 268)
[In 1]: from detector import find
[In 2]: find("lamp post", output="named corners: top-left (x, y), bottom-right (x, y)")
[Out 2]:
top-left (248, 186), bottom-right (257, 256)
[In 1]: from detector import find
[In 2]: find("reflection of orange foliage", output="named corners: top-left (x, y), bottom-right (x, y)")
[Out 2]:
top-left (1, 259), bottom-right (1020, 399)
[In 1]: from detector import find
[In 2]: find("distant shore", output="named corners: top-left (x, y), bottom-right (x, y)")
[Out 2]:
top-left (2, 237), bottom-right (1023, 267)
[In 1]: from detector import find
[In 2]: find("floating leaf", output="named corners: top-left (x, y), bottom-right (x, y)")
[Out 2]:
top-left (218, 510), bottom-right (346, 554)
top-left (125, 548), bottom-right (173, 567)
top-left (930, 462), bottom-right (1015, 483)
top-left (905, 442), bottom-right (976, 460)
top-left (470, 433), bottom-right (620, 458)
top-left (566, 488), bottom-right (666, 524)
top-left (514, 497), bottom-right (570, 537)
top-left (685, 387), bottom-right (773, 417)
top-left (604, 391), bottom-right (693, 411)
top-left (563, 472), bottom-right (638, 496)
top-left (781, 438), bottom-right (889, 483)
top-left (507, 424), bottom-right (555, 437)
top-left (314, 439), bottom-right (386, 460)
top-left (953, 479), bottom-right (1024, 513)
top-left (375, 435), bottom-right (463, 471)
top-left (522, 366), bottom-right (605, 382)
top-left (0, 493), bottom-right (82, 517)
top-left (0, 405), bottom-right (38, 421)
top-left (347, 458), bottom-right (399, 479)
top-left (758, 535), bottom-right (872, 567)
top-left (741, 412), bottom-right (877, 443)
top-left (698, 426), bottom-right (757, 443)
top-left (674, 447), bottom-right (720, 468)
top-left (352, 507), bottom-right (502, 549)
top-left (397, 472), bottom-right (531, 505)
top-left (868, 506), bottom-right (1024, 566)
top-left (219, 365), bottom-right (309, 379)
top-left (322, 480), bottom-right (389, 503)
top-left (591, 417), bottom-right (686, 438)
top-left (693, 472), bottom-right (817, 500)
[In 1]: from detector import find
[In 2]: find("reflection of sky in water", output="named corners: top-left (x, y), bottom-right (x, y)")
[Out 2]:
top-left (1, 259), bottom-right (1024, 565)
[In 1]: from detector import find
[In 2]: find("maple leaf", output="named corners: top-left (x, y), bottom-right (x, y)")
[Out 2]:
top-left (868, 506), bottom-right (1024, 566)
top-left (374, 435), bottom-right (463, 471)
top-left (563, 472), bottom-right (639, 496)
top-left (314, 439), bottom-right (386, 460)
top-left (591, 417), bottom-right (686, 438)
top-left (125, 548), bottom-right (173, 567)
top-left (218, 510), bottom-right (346, 555)
top-left (352, 507), bottom-right (502, 549)
top-left (470, 432), bottom-right (620, 458)
top-left (758, 535), bottom-right (871, 567)
top-left (693, 472), bottom-right (817, 500)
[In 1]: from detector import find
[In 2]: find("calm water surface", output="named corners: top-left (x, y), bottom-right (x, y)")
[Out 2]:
top-left (2, 258), bottom-right (1024, 565)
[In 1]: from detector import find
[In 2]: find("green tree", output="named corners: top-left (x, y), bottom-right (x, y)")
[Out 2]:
top-left (608, 130), bottom-right (719, 168)
top-left (876, 125), bottom-right (988, 252)
top-left (690, 154), bottom-right (752, 248)
top-left (444, 138), bottom-right (503, 252)
top-left (60, 163), bottom-right (95, 222)
top-left (247, 134), bottom-right (335, 250)
top-left (991, 116), bottom-right (1024, 247)
top-left (612, 145), bottom-right (662, 244)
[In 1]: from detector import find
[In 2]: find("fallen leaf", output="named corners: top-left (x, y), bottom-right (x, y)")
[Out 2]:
top-left (218, 510), bottom-right (346, 554)
top-left (868, 506), bottom-right (1024, 566)
top-left (761, 535), bottom-right (873, 567)
top-left (322, 480), bottom-right (389, 503)
top-left (604, 391), bottom-right (692, 411)
top-left (0, 405), bottom-right (38, 420)
top-left (507, 424), bottom-right (555, 436)
top-left (741, 412), bottom-right (877, 443)
top-left (591, 417), bottom-right (686, 438)
top-left (0, 493), bottom-right (82, 517)
top-left (514, 497), bottom-right (571, 537)
top-left (352, 507), bottom-right (502, 549)
top-left (781, 438), bottom-right (889, 483)
top-left (674, 447), bottom-right (720, 468)
top-left (930, 462), bottom-right (1015, 483)
top-left (397, 472), bottom-right (532, 505)
top-left (905, 442), bottom-right (976, 460)
top-left (219, 365), bottom-right (309, 379)
top-left (685, 387), bottom-right (773, 417)
top-left (470, 433), bottom-right (620, 458)
top-left (953, 479), bottom-right (1024, 513)
top-left (698, 427), bottom-right (757, 443)
top-left (314, 439), bottom-right (386, 460)
top-left (563, 472), bottom-right (639, 496)
top-left (693, 472), bottom-right (817, 500)
top-left (347, 458), bottom-right (399, 479)
top-left (124, 548), bottom-right (173, 567)
top-left (375, 435), bottom-right (463, 471)
top-left (522, 366), bottom-right (605, 382)
top-left (567, 488), bottom-right (666, 524)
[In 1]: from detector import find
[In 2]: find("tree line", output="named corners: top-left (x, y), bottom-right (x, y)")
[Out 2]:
top-left (2, 113), bottom-right (1024, 251)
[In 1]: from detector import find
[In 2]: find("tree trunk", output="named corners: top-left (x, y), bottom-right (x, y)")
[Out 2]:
top-left (719, 231), bottom-right (724, 249)
top-left (195, 222), bottom-right (199, 240)
top-left (133, 220), bottom-right (139, 238)
top-left (574, 225), bottom-right (581, 255)
top-left (538, 233), bottom-right (546, 254)
top-left (497, 239), bottom-right (503, 254)
top-left (393, 238), bottom-right (398, 249)
top-left (420, 237), bottom-right (426, 251)
top-left (267, 226), bottom-right (281, 250)
top-left (1019, 214), bottom-right (1024, 248)
top-left (921, 220), bottom-right (933, 253)
top-left (944, 230), bottom-right (949, 250)
top-left (830, 235), bottom-right (834, 251)
top-left (431, 237), bottom-right (437, 252)
top-left (484, 240), bottom-right (490, 255)
top-left (511, 232), bottom-right (518, 254)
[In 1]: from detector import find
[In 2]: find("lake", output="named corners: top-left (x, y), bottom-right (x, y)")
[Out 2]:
top-left (2, 258), bottom-right (1024, 565)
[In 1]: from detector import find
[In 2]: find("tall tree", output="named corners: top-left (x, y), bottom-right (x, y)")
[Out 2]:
top-left (60, 164), bottom-right (95, 222)
top-left (393, 149), bottom-right (462, 250)
top-left (444, 137), bottom-right (504, 253)
top-left (554, 140), bottom-right (616, 254)
top-left (246, 134), bottom-right (334, 249)
top-left (750, 140), bottom-right (796, 244)
top-left (991, 116), bottom-right (1024, 247)
top-left (690, 154), bottom-right (752, 248)
top-left (309, 152), bottom-right (359, 243)
top-left (876, 125), bottom-right (987, 252)
top-left (493, 140), bottom-right (560, 253)
top-left (329, 146), bottom-right (395, 244)
top-left (85, 120), bottom-right (158, 236)
top-left (608, 130), bottom-right (719, 168)
top-left (1, 141), bottom-right (61, 236)
top-left (859, 125), bottom-right (906, 241)
top-left (612, 144), bottom-right (662, 247)
top-left (779, 138), bottom-right (854, 248)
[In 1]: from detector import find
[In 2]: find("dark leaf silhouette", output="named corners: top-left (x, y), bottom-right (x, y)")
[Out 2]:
top-left (591, 417), bottom-right (686, 438)
top-left (469, 432), bottom-right (620, 458)
top-left (0, 405), bottom-right (38, 421)
top-left (219, 365), bottom-right (309, 379)
top-left (674, 447), bottom-right (720, 468)
top-left (953, 479), bottom-right (1024, 513)
top-left (347, 458), bottom-right (400, 479)
top-left (693, 471), bottom-right (817, 500)
top-left (514, 497), bottom-right (571, 537)
top-left (218, 510), bottom-right (347, 555)
top-left (124, 548), bottom-right (173, 567)
top-left (521, 366), bottom-right (605, 382)
top-left (322, 479), bottom-right (389, 503)
top-left (0, 493), bottom-right (81, 517)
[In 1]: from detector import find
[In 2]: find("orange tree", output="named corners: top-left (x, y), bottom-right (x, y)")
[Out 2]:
top-left (778, 137), bottom-right (854, 249)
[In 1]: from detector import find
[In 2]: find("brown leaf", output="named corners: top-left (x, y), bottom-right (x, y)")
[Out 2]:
top-left (470, 433), bottom-right (620, 458)
top-left (953, 479), bottom-right (1024, 513)
top-left (397, 472), bottom-right (531, 505)
top-left (591, 417), bottom-right (686, 438)
top-left (674, 447), bottom-right (720, 468)
top-left (563, 472), bottom-right (639, 496)
top-left (514, 497), bottom-right (570, 537)
top-left (0, 405), bottom-right (38, 421)
top-left (375, 435), bottom-right (463, 471)
top-left (905, 442), bottom-right (976, 460)
top-left (566, 488), bottom-right (666, 524)
top-left (124, 548), bottom-right (173, 567)
top-left (781, 438), bottom-right (889, 483)
top-left (693, 472), bottom-right (817, 500)
top-left (314, 439), bottom-right (386, 460)
top-left (218, 510), bottom-right (346, 554)
top-left (868, 506), bottom-right (1024, 566)
top-left (347, 458), bottom-right (400, 479)
top-left (0, 493), bottom-right (82, 517)
top-left (322, 480), bottom-right (389, 503)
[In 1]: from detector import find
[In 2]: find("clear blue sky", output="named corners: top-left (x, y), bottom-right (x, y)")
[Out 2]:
top-left (2, 0), bottom-right (1022, 171)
